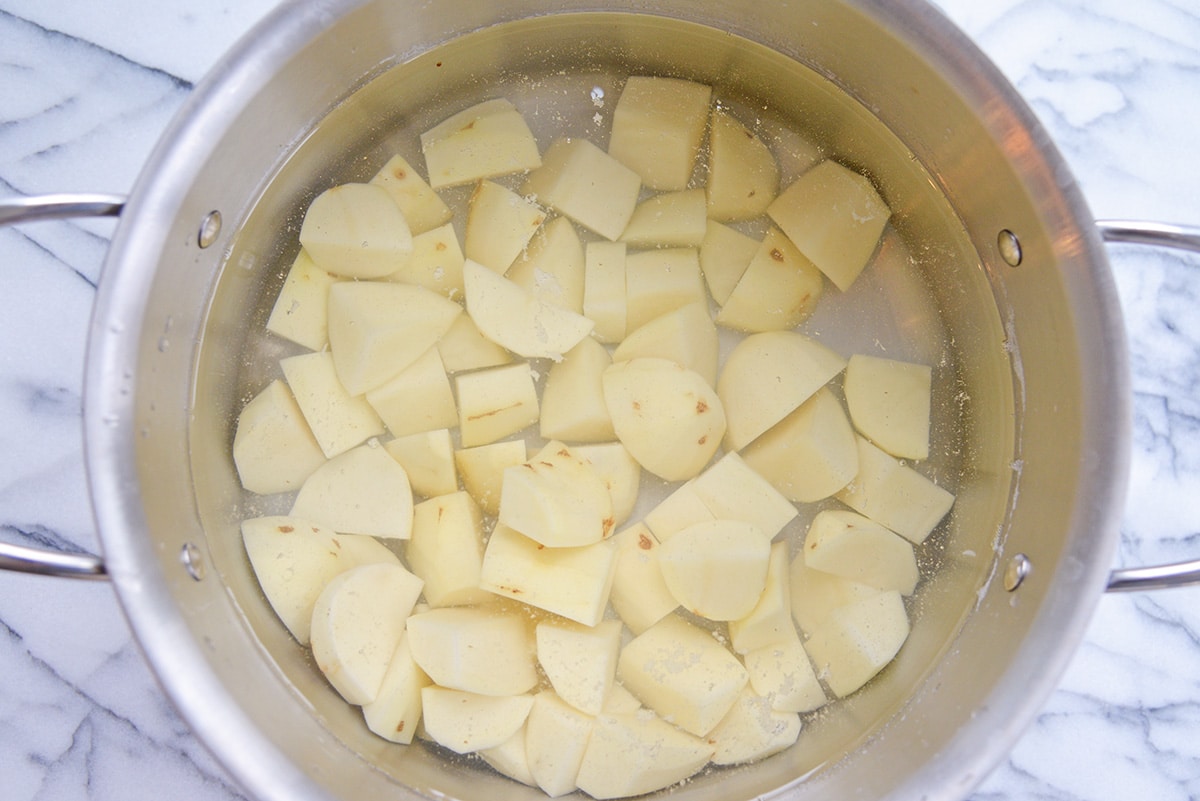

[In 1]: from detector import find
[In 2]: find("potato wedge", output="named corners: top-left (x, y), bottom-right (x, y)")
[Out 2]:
top-left (464, 179), bottom-right (547, 274)
top-left (844, 353), bottom-right (933, 460)
top-left (706, 107), bottom-right (780, 221)
top-left (233, 379), bottom-right (327, 495)
top-left (421, 98), bottom-right (542, 189)
top-left (290, 443), bottom-right (414, 540)
top-left (608, 76), bottom-right (712, 191)
top-left (298, 182), bottom-right (413, 279)
top-left (656, 519), bottom-right (771, 621)
top-left (523, 137), bottom-right (641, 241)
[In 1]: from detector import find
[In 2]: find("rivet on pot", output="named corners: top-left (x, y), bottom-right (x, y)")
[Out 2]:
top-left (198, 210), bottom-right (222, 249)
top-left (180, 542), bottom-right (207, 581)
top-left (997, 229), bottom-right (1022, 267)
top-left (1003, 553), bottom-right (1031, 591)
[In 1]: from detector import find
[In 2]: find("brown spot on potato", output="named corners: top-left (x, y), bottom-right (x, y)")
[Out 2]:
top-left (603, 517), bottom-right (615, 538)
top-left (391, 167), bottom-right (408, 180)
top-left (637, 533), bottom-right (653, 551)
top-left (277, 525), bottom-right (294, 533)
top-left (770, 248), bottom-right (785, 262)
top-left (696, 400), bottom-right (708, 414)
top-left (396, 721), bottom-right (406, 733)
top-left (435, 242), bottom-right (447, 252)
top-left (698, 435), bottom-right (708, 445)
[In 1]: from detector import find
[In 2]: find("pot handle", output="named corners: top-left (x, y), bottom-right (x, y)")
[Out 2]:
top-left (0, 193), bottom-right (126, 580)
top-left (1097, 219), bottom-right (1200, 592)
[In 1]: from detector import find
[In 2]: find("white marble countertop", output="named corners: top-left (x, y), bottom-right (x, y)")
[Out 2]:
top-left (1, 1), bottom-right (1198, 799)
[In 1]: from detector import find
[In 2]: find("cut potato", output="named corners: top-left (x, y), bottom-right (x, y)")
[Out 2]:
top-left (715, 227), bottom-right (823, 333)
top-left (804, 590), bottom-right (910, 698)
top-left (691, 452), bottom-right (798, 542)
top-left (522, 137), bottom-right (641, 240)
top-left (728, 541), bottom-right (794, 654)
top-left (383, 428), bottom-right (457, 499)
top-left (420, 687), bottom-right (535, 754)
top-left (364, 346), bottom-right (458, 438)
top-left (405, 491), bottom-right (492, 607)
top-left (539, 337), bottom-right (616, 442)
top-left (698, 220), bottom-right (758, 306)
top-left (266, 249), bottom-right (341, 351)
top-left (463, 259), bottom-right (594, 360)
top-left (601, 684), bottom-right (642, 715)
top-left (608, 523), bottom-right (679, 634)
top-left (602, 357), bottom-right (725, 482)
top-left (455, 361), bottom-right (540, 448)
top-left (479, 727), bottom-right (537, 787)
top-left (362, 632), bottom-right (431, 744)
top-left (572, 442), bottom-right (641, 526)
top-left (233, 379), bottom-right (327, 495)
top-left (717, 331), bottom-right (846, 452)
top-left (369, 153), bottom-right (453, 235)
top-left (327, 280), bottom-right (462, 396)
top-left (525, 691), bottom-right (594, 797)
top-left (280, 351), bottom-right (385, 458)
top-left (290, 443), bottom-right (414, 540)
top-left (835, 436), bottom-right (955, 544)
top-left (617, 613), bottom-right (748, 737)
top-left (656, 519), bottom-right (771, 622)
top-left (583, 241), bottom-right (628, 343)
top-left (384, 222), bottom-right (465, 300)
top-left (623, 247), bottom-right (706, 333)
top-left (437, 312), bottom-right (512, 374)
top-left (464, 180), bottom-right (547, 274)
top-left (619, 188), bottom-right (707, 247)
top-left (706, 107), bottom-right (780, 222)
top-left (608, 76), bottom-right (712, 191)
top-left (455, 439), bottom-right (527, 516)
top-left (507, 216), bottom-right (585, 313)
top-left (421, 98), bottom-right (542, 189)
top-left (298, 182), bottom-right (414, 279)
top-left (575, 712), bottom-right (713, 800)
top-left (612, 301), bottom-right (718, 387)
top-left (641, 480), bottom-right (714, 542)
top-left (789, 554), bottom-right (882, 639)
top-left (309, 562), bottom-right (424, 705)
top-left (741, 386), bottom-right (859, 503)
top-left (843, 353), bottom-right (933, 460)
top-left (536, 619), bottom-right (621, 716)
top-left (707, 689), bottom-right (801, 766)
top-left (406, 606), bottom-right (538, 697)
top-left (804, 508), bottom-right (919, 595)
top-left (498, 441), bottom-right (614, 547)
top-left (768, 159), bottom-right (891, 291)
top-left (480, 524), bottom-right (618, 626)
top-left (240, 516), bottom-right (398, 644)
top-left (743, 630), bottom-right (827, 714)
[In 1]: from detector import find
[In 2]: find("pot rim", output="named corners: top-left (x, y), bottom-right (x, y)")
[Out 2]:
top-left (82, 2), bottom-right (1130, 801)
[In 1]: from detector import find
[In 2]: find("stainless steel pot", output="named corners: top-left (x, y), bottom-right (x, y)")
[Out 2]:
top-left (2, 2), bottom-right (1199, 801)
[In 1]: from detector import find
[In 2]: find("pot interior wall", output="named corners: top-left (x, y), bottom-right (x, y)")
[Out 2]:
top-left (123, 3), bottom-right (1112, 800)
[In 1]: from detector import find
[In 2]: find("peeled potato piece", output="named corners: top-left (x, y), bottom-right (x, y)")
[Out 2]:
top-left (455, 439), bottom-right (527, 516)
top-left (455, 362), bottom-right (540, 448)
top-left (266, 249), bottom-right (341, 351)
top-left (384, 428), bottom-right (457, 499)
top-left (464, 180), bottom-right (547, 274)
top-left (602, 357), bottom-right (725, 482)
top-left (768, 159), bottom-right (891, 292)
top-left (804, 590), bottom-right (910, 698)
top-left (420, 98), bottom-right (542, 189)
top-left (437, 312), bottom-right (512, 374)
top-left (608, 76), bottom-right (712, 191)
top-left (463, 259), bottom-right (594, 361)
top-left (718, 331), bottom-right (846, 452)
top-left (691, 452), bottom-right (798, 542)
top-left (843, 353), bottom-right (933, 460)
top-left (406, 606), bottom-right (539, 697)
top-left (280, 351), bottom-right (385, 459)
top-left (421, 687), bottom-right (535, 754)
top-left (715, 227), bottom-right (823, 333)
top-left (498, 441), bottom-right (614, 548)
top-left (641, 480), bottom-right (714, 542)
top-left (384, 222), bottom-right (465, 300)
top-left (706, 107), bottom-right (780, 222)
top-left (583, 240), bottom-right (628, 343)
top-left (728, 541), bottom-right (794, 655)
top-left (290, 443), bottom-right (414, 540)
top-left (507, 216), bottom-right (585, 313)
top-left (707, 689), bottom-right (801, 766)
top-left (789, 554), bottom-right (883, 639)
top-left (535, 619), bottom-right (621, 716)
top-left (619, 188), bottom-right (707, 247)
top-left (539, 336), bottom-right (616, 443)
top-left (309, 562), bottom-right (424, 705)
top-left (743, 630), bottom-right (827, 714)
top-left (608, 523), bottom-right (679, 635)
top-left (656, 519), bottom-right (771, 622)
top-left (623, 247), bottom-right (706, 333)
top-left (479, 727), bottom-right (537, 787)
top-left (835, 436), bottom-right (955, 544)
top-left (364, 346), bottom-right (457, 439)
top-left (233, 379), bottom-right (327, 495)
top-left (612, 301), bottom-right (718, 388)
top-left (575, 712), bottom-right (713, 800)
top-left (240, 516), bottom-right (399, 645)
top-left (617, 613), bottom-right (748, 737)
top-left (698, 220), bottom-right (758, 306)
top-left (369, 153), bottom-right (452, 235)
top-left (525, 691), bottom-right (595, 797)
top-left (572, 442), bottom-right (641, 527)
top-left (405, 491), bottom-right (491, 608)
top-left (362, 633), bottom-right (431, 744)
top-left (298, 182), bottom-right (414, 279)
top-left (804, 508), bottom-right (919, 596)
top-left (523, 137), bottom-right (641, 241)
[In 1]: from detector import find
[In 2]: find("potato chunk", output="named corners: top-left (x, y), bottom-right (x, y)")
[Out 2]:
top-left (498, 441), bottom-right (614, 548)
top-left (455, 439), bottom-right (527, 516)
top-left (572, 442), bottom-right (641, 527)
top-left (715, 227), bottom-right (823, 333)
top-left (525, 691), bottom-right (594, 797)
top-left (623, 247), bottom-right (706, 333)
top-left (844, 353), bottom-right (933, 460)
top-left (804, 509), bottom-right (919, 595)
top-left (804, 590), bottom-right (910, 697)
top-left (463, 259), bottom-right (594, 360)
top-left (290, 443), bottom-right (414, 540)
top-left (539, 337), bottom-right (616, 443)
top-left (768, 159), bottom-right (891, 291)
top-left (619, 188), bottom-right (707, 247)
top-left (698, 220), bottom-right (757, 306)
top-left (362, 633), bottom-right (431, 744)
top-left (536, 619), bottom-right (621, 716)
top-left (421, 688), bottom-right (535, 754)
top-left (656, 520), bottom-right (771, 621)
top-left (406, 606), bottom-right (538, 696)
top-left (728, 541), bottom-right (795, 654)
top-left (523, 137), bottom-right (641, 240)
top-left (420, 98), bottom-right (542, 189)
top-left (835, 436), bottom-right (955, 544)
top-left (369, 153), bottom-right (452, 235)
top-left (280, 351), bottom-right (385, 459)
top-left (266, 249), bottom-right (341, 351)
top-left (691, 452), bottom-right (798, 541)
top-left (405, 491), bottom-right (491, 607)
top-left (706, 107), bottom-right (780, 222)
top-left (602, 358), bottom-right (725, 482)
top-left (455, 362), bottom-right (540, 448)
top-left (583, 241), bottom-right (628, 343)
top-left (617, 613), bottom-right (748, 736)
top-left (743, 630), bottom-right (827, 714)
top-left (383, 428), bottom-right (457, 499)
top-left (608, 523), bottom-right (679, 634)
top-left (575, 713), bottom-right (713, 800)
top-left (717, 331), bottom-right (846, 452)
top-left (612, 301), bottom-right (718, 387)
top-left (233, 379), bottom-right (327, 495)
top-left (384, 222), bottom-right (465, 300)
top-left (507, 216), bottom-right (585, 313)
top-left (364, 346), bottom-right (457, 438)
top-left (707, 689), bottom-right (800, 766)
top-left (608, 76), bottom-right (712, 191)
top-left (464, 180), bottom-right (547, 274)
top-left (298, 182), bottom-right (413, 279)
